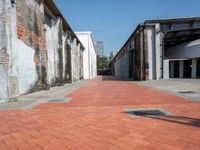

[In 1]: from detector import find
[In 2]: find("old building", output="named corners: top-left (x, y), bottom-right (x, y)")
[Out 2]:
top-left (111, 17), bottom-right (200, 80)
top-left (76, 32), bottom-right (97, 80)
top-left (95, 41), bottom-right (104, 57)
top-left (0, 0), bottom-right (84, 100)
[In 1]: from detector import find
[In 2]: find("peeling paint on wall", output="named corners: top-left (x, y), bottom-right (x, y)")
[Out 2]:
top-left (8, 76), bottom-right (18, 98)
top-left (0, 0), bottom-right (10, 99)
top-left (0, 47), bottom-right (9, 69)
top-left (55, 17), bottom-right (64, 85)
top-left (0, 0), bottom-right (84, 99)
top-left (16, 0), bottom-right (48, 91)
top-left (64, 36), bottom-right (72, 83)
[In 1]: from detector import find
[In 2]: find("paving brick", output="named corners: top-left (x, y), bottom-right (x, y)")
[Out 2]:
top-left (0, 77), bottom-right (199, 150)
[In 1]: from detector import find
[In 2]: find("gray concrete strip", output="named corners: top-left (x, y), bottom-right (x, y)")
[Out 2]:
top-left (0, 80), bottom-right (89, 111)
top-left (133, 79), bottom-right (200, 102)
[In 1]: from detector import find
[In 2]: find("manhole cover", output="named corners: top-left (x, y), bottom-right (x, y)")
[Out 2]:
top-left (126, 108), bottom-right (175, 118)
top-left (48, 99), bottom-right (67, 103)
top-left (179, 91), bottom-right (195, 94)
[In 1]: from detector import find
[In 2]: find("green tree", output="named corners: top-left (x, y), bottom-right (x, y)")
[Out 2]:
top-left (97, 56), bottom-right (110, 75)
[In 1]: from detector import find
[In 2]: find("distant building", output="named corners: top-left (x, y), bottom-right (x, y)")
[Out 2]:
top-left (110, 49), bottom-right (119, 59)
top-left (76, 32), bottom-right (97, 80)
top-left (95, 41), bottom-right (104, 57)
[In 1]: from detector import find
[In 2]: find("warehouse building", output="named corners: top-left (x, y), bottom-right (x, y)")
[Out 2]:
top-left (76, 32), bottom-right (97, 80)
top-left (0, 0), bottom-right (84, 100)
top-left (111, 17), bottom-right (200, 80)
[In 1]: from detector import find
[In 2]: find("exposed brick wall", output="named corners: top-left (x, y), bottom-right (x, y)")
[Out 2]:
top-left (16, 23), bottom-right (27, 40)
top-left (16, 0), bottom-right (46, 50)
top-left (16, 0), bottom-right (48, 90)
top-left (16, 22), bottom-right (46, 51)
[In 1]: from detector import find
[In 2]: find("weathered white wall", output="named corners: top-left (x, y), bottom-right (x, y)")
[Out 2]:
top-left (145, 24), bottom-right (165, 80)
top-left (45, 15), bottom-right (58, 85)
top-left (62, 31), bottom-right (67, 80)
top-left (16, 1), bottom-right (45, 95)
top-left (89, 36), bottom-right (97, 79)
top-left (17, 40), bottom-right (37, 95)
top-left (0, 1), bottom-right (19, 99)
top-left (0, 0), bottom-right (84, 100)
top-left (155, 24), bottom-right (164, 80)
top-left (0, 0), bottom-right (10, 99)
top-left (165, 39), bottom-right (200, 59)
top-left (71, 38), bottom-right (76, 81)
top-left (163, 59), bottom-right (169, 79)
top-left (46, 13), bottom-right (85, 85)
top-left (114, 52), bottom-right (129, 79)
top-left (76, 32), bottom-right (97, 80)
top-left (146, 27), bottom-right (156, 80)
top-left (80, 34), bottom-right (89, 79)
top-left (73, 42), bottom-right (80, 81)
top-left (0, 0), bottom-right (42, 99)
top-left (71, 38), bottom-right (82, 81)
top-left (88, 33), bottom-right (97, 79)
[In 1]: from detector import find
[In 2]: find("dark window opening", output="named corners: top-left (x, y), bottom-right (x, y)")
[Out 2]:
top-left (184, 60), bottom-right (192, 78)
top-left (197, 58), bottom-right (200, 78)
top-left (174, 61), bottom-right (180, 78)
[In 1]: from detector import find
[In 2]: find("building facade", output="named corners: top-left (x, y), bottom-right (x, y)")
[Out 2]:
top-left (95, 41), bottom-right (104, 57)
top-left (76, 32), bottom-right (97, 80)
top-left (111, 17), bottom-right (200, 80)
top-left (0, 0), bottom-right (84, 100)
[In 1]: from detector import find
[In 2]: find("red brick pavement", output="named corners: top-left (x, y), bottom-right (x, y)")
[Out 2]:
top-left (0, 76), bottom-right (199, 150)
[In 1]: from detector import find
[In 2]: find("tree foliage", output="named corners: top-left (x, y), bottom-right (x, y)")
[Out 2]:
top-left (97, 56), bottom-right (110, 75)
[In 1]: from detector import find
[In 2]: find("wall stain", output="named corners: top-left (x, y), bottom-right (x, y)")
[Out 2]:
top-left (0, 46), bottom-right (9, 70)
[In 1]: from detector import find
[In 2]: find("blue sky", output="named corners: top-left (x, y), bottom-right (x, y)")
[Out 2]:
top-left (55, 0), bottom-right (200, 56)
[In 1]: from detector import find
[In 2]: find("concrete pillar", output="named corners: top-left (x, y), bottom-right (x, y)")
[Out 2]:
top-left (155, 24), bottom-right (164, 80)
top-left (163, 60), bottom-right (169, 79)
top-left (146, 27), bottom-right (156, 80)
top-left (192, 58), bottom-right (197, 78)
top-left (179, 60), bottom-right (184, 78)
top-left (170, 61), bottom-right (174, 78)
top-left (155, 31), bottom-right (161, 80)
top-left (140, 27), bottom-right (144, 80)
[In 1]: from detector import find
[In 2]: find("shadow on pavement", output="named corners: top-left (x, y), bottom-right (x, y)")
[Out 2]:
top-left (102, 75), bottom-right (134, 81)
top-left (147, 116), bottom-right (200, 128)
top-left (124, 111), bottom-right (200, 128)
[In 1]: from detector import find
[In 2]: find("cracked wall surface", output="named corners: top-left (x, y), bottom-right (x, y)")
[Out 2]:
top-left (16, 0), bottom-right (48, 92)
top-left (45, 10), bottom-right (84, 86)
top-left (0, 0), bottom-right (19, 99)
top-left (0, 0), bottom-right (84, 100)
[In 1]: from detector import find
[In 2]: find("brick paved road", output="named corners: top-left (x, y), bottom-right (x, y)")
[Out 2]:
top-left (0, 76), bottom-right (199, 150)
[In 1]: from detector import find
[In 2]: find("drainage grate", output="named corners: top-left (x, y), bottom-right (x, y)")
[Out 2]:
top-left (48, 99), bottom-right (67, 103)
top-left (126, 108), bottom-right (175, 118)
top-left (179, 91), bottom-right (196, 94)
